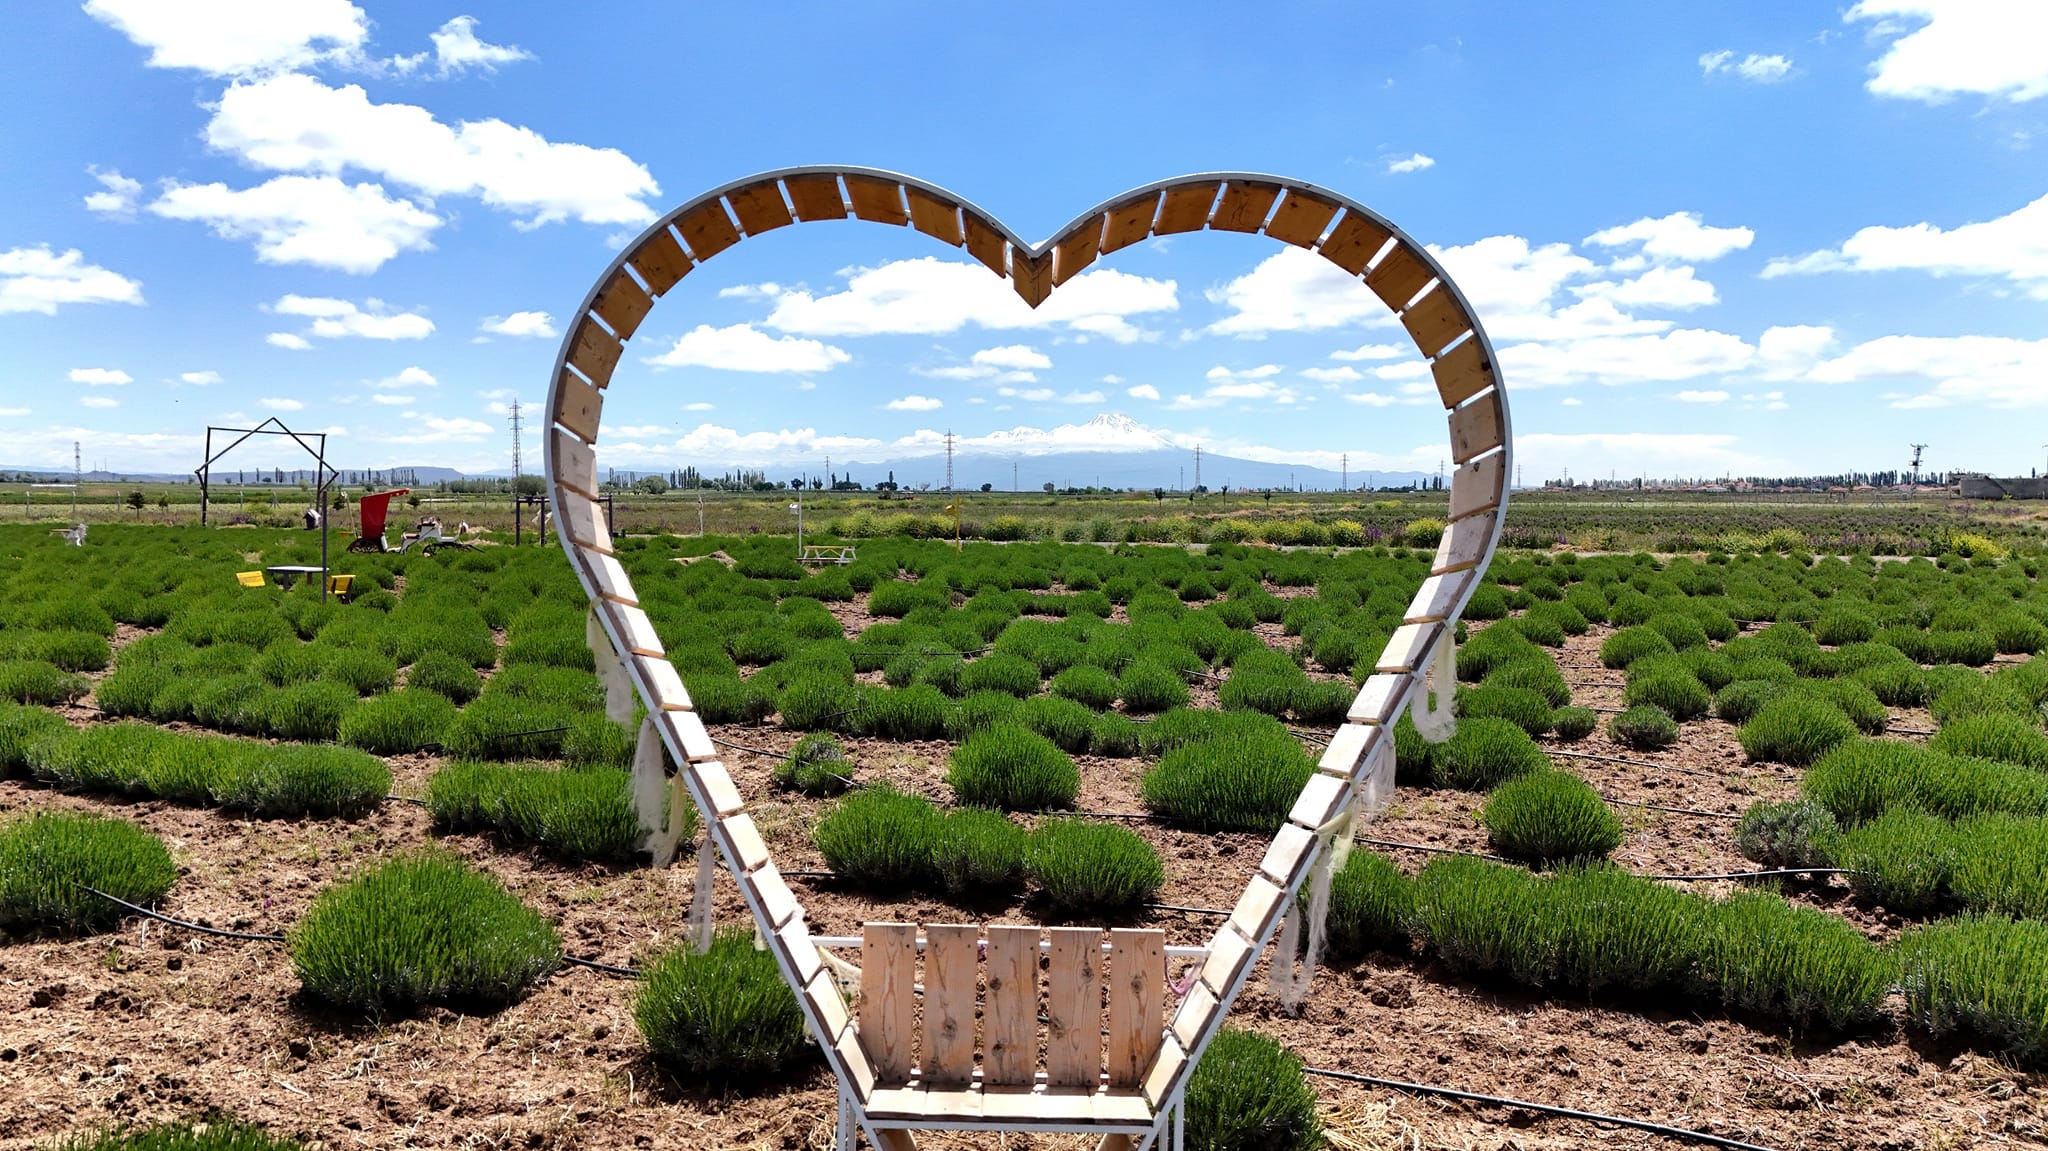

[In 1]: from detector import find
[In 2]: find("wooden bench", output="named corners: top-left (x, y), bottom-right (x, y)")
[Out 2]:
top-left (852, 923), bottom-right (1172, 1147)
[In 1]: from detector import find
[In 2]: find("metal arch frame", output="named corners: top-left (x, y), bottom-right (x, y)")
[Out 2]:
top-left (542, 167), bottom-right (1514, 1149)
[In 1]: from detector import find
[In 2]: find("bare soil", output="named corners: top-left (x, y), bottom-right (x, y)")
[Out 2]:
top-left (3, 609), bottom-right (2045, 1150)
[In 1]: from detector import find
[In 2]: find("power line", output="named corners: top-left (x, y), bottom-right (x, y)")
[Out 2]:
top-left (509, 400), bottom-right (524, 479)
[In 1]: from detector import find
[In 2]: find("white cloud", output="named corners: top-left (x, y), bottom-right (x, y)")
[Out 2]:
top-left (1059, 390), bottom-right (1106, 404)
top-left (271, 294), bottom-right (434, 341)
top-left (683, 401), bottom-right (715, 411)
top-left (424, 16), bottom-right (529, 75)
top-left (1518, 433), bottom-right (1783, 479)
top-left (372, 415), bottom-right (494, 444)
top-left (1386, 153), bottom-right (1435, 174)
top-left (376, 366), bottom-right (438, 389)
top-left (1560, 397), bottom-right (1583, 407)
top-left (267, 332), bottom-right (312, 350)
top-left (1501, 329), bottom-right (1757, 389)
top-left (204, 74), bottom-right (659, 230)
top-left (79, 396), bottom-right (120, 409)
top-left (972, 345), bottom-right (1052, 371)
top-left (1761, 192), bottom-right (2048, 298)
top-left (919, 344), bottom-right (1053, 382)
top-left (756, 257), bottom-right (1177, 344)
top-left (0, 246), bottom-right (144, 315)
top-left (0, 408), bottom-right (27, 417)
top-left (1206, 364), bottom-right (1283, 382)
top-left (1344, 392), bottom-right (1399, 406)
top-left (661, 424), bottom-right (884, 465)
top-left (1169, 368), bottom-right (1308, 409)
top-left (1126, 384), bottom-right (1161, 401)
top-left (83, 167), bottom-right (142, 218)
top-left (1757, 325), bottom-right (1836, 378)
top-left (797, 380), bottom-right (817, 391)
top-left (1804, 334), bottom-right (2048, 408)
top-left (1675, 389), bottom-right (1730, 403)
top-left (369, 394), bottom-right (412, 405)
top-left (998, 387), bottom-right (1056, 402)
top-left (260, 397), bottom-right (306, 411)
top-left (180, 371), bottom-right (222, 385)
top-left (1330, 343), bottom-right (1406, 361)
top-left (1585, 212), bottom-right (1754, 263)
top-left (150, 175), bottom-right (439, 273)
top-left (1699, 50), bottom-right (1794, 82)
top-left (1300, 366), bottom-right (1364, 383)
top-left (1847, 1), bottom-right (2048, 103)
top-left (68, 368), bottom-right (132, 386)
top-left (647, 323), bottom-right (851, 373)
top-left (1573, 265), bottom-right (1719, 310)
top-left (479, 310), bottom-right (556, 339)
top-left (886, 395), bottom-right (944, 411)
top-left (1207, 246), bottom-right (1394, 336)
top-left (84, 0), bottom-right (368, 77)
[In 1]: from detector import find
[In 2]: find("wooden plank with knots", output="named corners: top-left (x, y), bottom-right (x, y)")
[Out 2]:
top-left (1431, 337), bottom-right (1494, 408)
top-left (628, 226), bottom-right (692, 296)
top-left (1210, 180), bottom-right (1281, 233)
top-left (551, 427), bottom-right (598, 495)
top-left (1449, 451), bottom-right (1506, 522)
top-left (1365, 243), bottom-right (1435, 311)
top-left (962, 211), bottom-right (1009, 278)
top-left (845, 175), bottom-right (910, 226)
top-left (859, 923), bottom-right (918, 1082)
top-left (1401, 288), bottom-right (1472, 359)
top-left (1154, 181), bottom-right (1222, 235)
top-left (568, 317), bottom-right (624, 387)
top-left (1099, 192), bottom-right (1160, 254)
top-left (1262, 188), bottom-right (1340, 248)
top-left (1105, 929), bottom-right (1165, 1087)
top-left (675, 200), bottom-right (743, 261)
top-left (591, 269), bottom-right (655, 342)
top-left (1011, 248), bottom-right (1053, 308)
top-left (784, 173), bottom-right (848, 221)
top-left (1432, 513), bottom-right (1495, 575)
top-left (1044, 927), bottom-right (1101, 1087)
top-left (923, 924), bottom-right (978, 1084)
top-left (1317, 209), bottom-right (1394, 275)
top-left (726, 181), bottom-right (794, 235)
top-left (554, 372), bottom-right (603, 444)
top-left (982, 925), bottom-right (1039, 1085)
top-left (1449, 391), bottom-right (1505, 465)
top-left (905, 188), bottom-right (964, 247)
top-left (1053, 214), bottom-right (1104, 285)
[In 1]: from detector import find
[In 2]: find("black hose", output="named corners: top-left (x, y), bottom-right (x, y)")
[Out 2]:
top-left (78, 885), bottom-right (287, 942)
top-left (1299, 1065), bottom-right (1779, 1151)
top-left (560, 954), bottom-right (641, 977)
top-left (1653, 868), bottom-right (1853, 882)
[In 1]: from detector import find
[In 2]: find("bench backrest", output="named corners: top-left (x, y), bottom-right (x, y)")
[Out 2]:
top-left (236, 571), bottom-right (265, 588)
top-left (858, 922), bottom-right (1165, 1089)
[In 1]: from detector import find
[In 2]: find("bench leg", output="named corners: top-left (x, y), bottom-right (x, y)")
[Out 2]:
top-left (836, 1084), bottom-right (856, 1151)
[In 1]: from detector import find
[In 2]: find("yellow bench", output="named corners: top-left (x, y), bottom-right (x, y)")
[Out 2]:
top-left (325, 573), bottom-right (355, 602)
top-left (235, 571), bottom-right (266, 588)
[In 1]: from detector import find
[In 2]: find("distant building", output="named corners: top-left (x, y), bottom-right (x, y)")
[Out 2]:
top-left (1958, 474), bottom-right (2048, 500)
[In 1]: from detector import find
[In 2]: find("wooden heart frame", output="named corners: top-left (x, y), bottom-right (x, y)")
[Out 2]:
top-left (543, 168), bottom-right (1511, 1148)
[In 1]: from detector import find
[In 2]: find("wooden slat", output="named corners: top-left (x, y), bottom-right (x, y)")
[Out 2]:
top-left (1106, 929), bottom-right (1165, 1087)
top-left (640, 658), bottom-right (691, 711)
top-left (1262, 189), bottom-right (1340, 248)
top-left (926, 1087), bottom-right (989, 1122)
top-left (776, 919), bottom-right (822, 986)
top-left (752, 864), bottom-right (800, 929)
top-left (1377, 621), bottom-right (1444, 675)
top-left (551, 427), bottom-right (598, 495)
top-left (675, 200), bottom-right (742, 261)
top-left (1209, 180), bottom-right (1281, 233)
top-left (1449, 452), bottom-right (1506, 522)
top-left (844, 175), bottom-right (909, 226)
top-left (1400, 287), bottom-right (1471, 358)
top-left (1093, 1090), bottom-right (1155, 1126)
top-left (1053, 214), bottom-right (1103, 285)
top-left (608, 604), bottom-right (662, 656)
top-left (1140, 1034), bottom-right (1188, 1110)
top-left (1404, 570), bottom-right (1474, 623)
top-left (1316, 720), bottom-right (1368, 778)
top-left (591, 269), bottom-right (654, 342)
top-left (659, 709), bottom-right (717, 764)
top-left (1432, 512), bottom-right (1494, 575)
top-left (1198, 926), bottom-right (1254, 999)
top-left (721, 812), bottom-right (771, 873)
top-left (1154, 181), bottom-right (1221, 234)
top-left (690, 760), bottom-right (745, 817)
top-left (864, 1087), bottom-right (929, 1120)
top-left (962, 212), bottom-right (1009, 277)
top-left (1044, 927), bottom-right (1100, 1087)
top-left (1259, 824), bottom-right (1319, 890)
top-left (1169, 981), bottom-right (1217, 1050)
top-left (1290, 771), bottom-right (1351, 831)
top-left (784, 173), bottom-right (847, 221)
top-left (1349, 673), bottom-right (1411, 726)
top-left (584, 553), bottom-right (635, 605)
top-left (905, 188), bottom-right (964, 246)
top-left (806, 968), bottom-right (852, 1043)
top-left (979, 1088), bottom-right (1039, 1122)
top-left (568, 317), bottom-right (623, 387)
top-left (923, 923), bottom-right (978, 1084)
top-left (559, 491), bottom-right (612, 553)
top-left (1317, 209), bottom-right (1394, 275)
top-left (982, 925), bottom-right (1039, 1085)
top-left (1430, 337), bottom-right (1493, 408)
top-left (1448, 391), bottom-right (1504, 465)
top-left (627, 227), bottom-right (692, 296)
top-left (870, 1128), bottom-right (918, 1151)
top-left (1011, 249), bottom-right (1053, 308)
top-left (835, 1028), bottom-right (878, 1098)
top-left (1226, 875), bottom-right (1287, 944)
top-left (860, 923), bottom-right (918, 1082)
top-left (1099, 192), bottom-right (1160, 254)
top-left (1365, 244), bottom-right (1434, 311)
top-left (726, 182), bottom-right (794, 235)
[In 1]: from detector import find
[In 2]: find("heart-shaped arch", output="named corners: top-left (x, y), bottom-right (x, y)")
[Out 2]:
top-left (544, 168), bottom-right (1511, 1144)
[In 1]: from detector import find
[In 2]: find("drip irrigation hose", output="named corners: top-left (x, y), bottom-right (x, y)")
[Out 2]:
top-left (1299, 1066), bottom-right (1780, 1151)
top-left (1546, 748), bottom-right (1718, 779)
top-left (1354, 836), bottom-right (1509, 863)
top-left (1652, 868), bottom-right (1853, 882)
top-left (1141, 901), bottom-right (1233, 917)
top-left (560, 954), bottom-right (642, 977)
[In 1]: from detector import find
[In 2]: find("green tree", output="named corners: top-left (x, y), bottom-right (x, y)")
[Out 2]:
top-left (634, 474), bottom-right (670, 495)
top-left (124, 490), bottom-right (145, 511)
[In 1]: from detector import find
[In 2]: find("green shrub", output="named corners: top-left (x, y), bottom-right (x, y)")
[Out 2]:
top-left (257, 679), bottom-right (357, 742)
top-left (774, 732), bottom-right (854, 795)
top-left (1809, 678), bottom-right (1890, 735)
top-left (0, 659), bottom-right (89, 706)
top-left (814, 784), bottom-right (942, 889)
top-left (634, 927), bottom-right (813, 1081)
top-left (1928, 676), bottom-right (2033, 727)
top-left (0, 701), bottom-right (67, 775)
top-left (946, 690), bottom-right (1022, 739)
top-left (1806, 739), bottom-right (2048, 826)
top-left (289, 850), bottom-right (562, 1015)
top-left (1853, 660), bottom-right (1930, 708)
top-left (441, 693), bottom-right (575, 760)
top-left (1831, 808), bottom-right (1957, 914)
top-left (1481, 771), bottom-right (1623, 864)
top-left (1432, 716), bottom-right (1549, 790)
top-left (1623, 665), bottom-right (1712, 721)
top-left (1411, 856), bottom-right (1552, 985)
top-left (93, 663), bottom-right (170, 717)
top-left (1814, 606), bottom-right (1878, 646)
top-left (778, 670), bottom-right (858, 730)
top-left (960, 652), bottom-right (1042, 697)
top-left (857, 684), bottom-right (952, 741)
top-left (1897, 914), bottom-right (2048, 1067)
top-left (688, 675), bottom-right (776, 724)
top-left (1712, 679), bottom-right (1781, 724)
top-left (1738, 695), bottom-right (1857, 766)
top-left (1142, 718), bottom-right (1315, 831)
top-left (1646, 612), bottom-right (1710, 651)
top-left (0, 811), bottom-right (177, 936)
top-left (1324, 850), bottom-right (1414, 958)
top-left (1027, 818), bottom-right (1164, 915)
top-left (1546, 865), bottom-right (1707, 997)
top-left (1118, 660), bottom-right (1190, 713)
top-left (1735, 799), bottom-right (1839, 870)
top-left (216, 744), bottom-right (391, 819)
top-left (320, 646), bottom-right (397, 696)
top-left (1551, 706), bottom-right (1598, 741)
top-left (1609, 704), bottom-right (1680, 750)
top-left (1483, 659), bottom-right (1571, 708)
top-left (1185, 1028), bottom-right (1322, 1151)
top-left (1456, 684), bottom-right (1553, 737)
top-left (933, 807), bottom-right (1029, 899)
top-left (1014, 693), bottom-right (1099, 753)
top-left (1948, 814), bottom-right (2048, 921)
top-left (1089, 711), bottom-right (1142, 758)
top-left (427, 762), bottom-right (645, 861)
top-left (406, 650), bottom-right (482, 703)
top-left (1599, 627), bottom-right (1675, 669)
top-left (948, 727), bottom-right (1078, 810)
top-left (50, 1119), bottom-right (313, 1151)
top-left (1932, 713), bottom-right (2048, 770)
top-left (1701, 891), bottom-right (1892, 1031)
top-left (338, 689), bottom-right (455, 755)
top-left (1048, 663), bottom-right (1119, 709)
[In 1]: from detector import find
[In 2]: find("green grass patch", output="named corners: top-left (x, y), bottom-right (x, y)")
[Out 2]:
top-left (1481, 771), bottom-right (1623, 865)
top-left (947, 726), bottom-right (1078, 811)
top-left (1896, 914), bottom-right (2048, 1067)
top-left (1734, 799), bottom-right (1838, 870)
top-left (1551, 706), bottom-right (1598, 741)
top-left (0, 811), bottom-right (176, 936)
top-left (0, 659), bottom-right (89, 706)
top-left (1609, 704), bottom-right (1680, 751)
top-left (774, 732), bottom-right (854, 795)
top-left (50, 1119), bottom-right (312, 1151)
top-left (634, 927), bottom-right (814, 1081)
top-left (427, 762), bottom-right (646, 861)
top-left (1738, 695), bottom-right (1858, 766)
top-left (1141, 714), bottom-right (1315, 830)
top-left (1117, 660), bottom-right (1189, 713)
top-left (1185, 1028), bottom-right (1322, 1151)
top-left (1026, 817), bottom-right (1164, 915)
top-left (1433, 716), bottom-right (1550, 790)
top-left (1931, 712), bottom-right (2048, 770)
top-left (337, 688), bottom-right (456, 755)
top-left (1324, 849), bottom-right (1414, 959)
top-left (933, 807), bottom-right (1029, 899)
top-left (813, 784), bottom-right (942, 890)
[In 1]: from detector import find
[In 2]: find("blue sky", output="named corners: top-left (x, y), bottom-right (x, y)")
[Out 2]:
top-left (2, 1), bottom-right (2044, 483)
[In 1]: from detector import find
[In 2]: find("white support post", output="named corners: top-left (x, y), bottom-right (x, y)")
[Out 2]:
top-left (836, 1084), bottom-right (856, 1151)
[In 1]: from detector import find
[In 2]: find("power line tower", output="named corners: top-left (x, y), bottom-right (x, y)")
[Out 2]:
top-left (509, 400), bottom-right (524, 480)
top-left (943, 429), bottom-right (955, 492)
top-left (1341, 452), bottom-right (1348, 492)
top-left (72, 441), bottom-right (81, 519)
top-left (1909, 443), bottom-right (1926, 487)
top-left (1193, 444), bottom-right (1202, 493)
